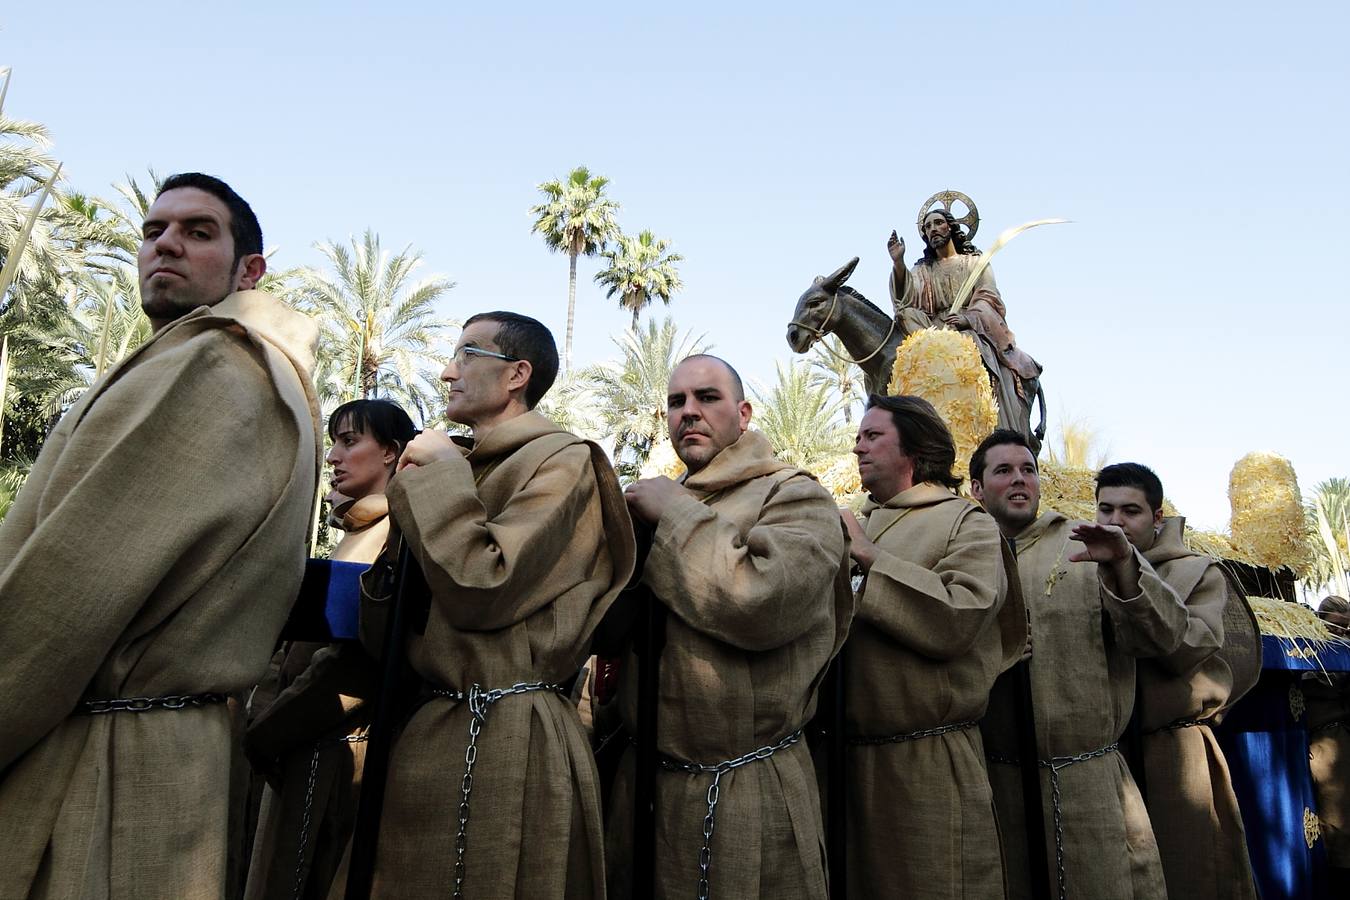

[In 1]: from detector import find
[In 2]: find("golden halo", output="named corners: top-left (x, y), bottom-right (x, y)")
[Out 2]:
top-left (916, 190), bottom-right (979, 240)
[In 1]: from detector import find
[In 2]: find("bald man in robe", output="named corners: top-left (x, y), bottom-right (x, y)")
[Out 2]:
top-left (607, 354), bottom-right (852, 899)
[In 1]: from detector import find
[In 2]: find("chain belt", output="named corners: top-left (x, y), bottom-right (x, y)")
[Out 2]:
top-left (292, 730), bottom-right (370, 900)
top-left (1311, 718), bottom-right (1348, 736)
top-left (848, 718), bottom-right (980, 746)
top-left (431, 681), bottom-right (566, 899)
top-left (988, 741), bottom-right (1120, 900)
top-left (1145, 716), bottom-right (1203, 736)
top-left (659, 729), bottom-right (803, 900)
top-left (75, 692), bottom-right (228, 715)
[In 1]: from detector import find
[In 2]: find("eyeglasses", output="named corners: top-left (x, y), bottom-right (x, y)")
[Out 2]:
top-left (453, 345), bottom-right (521, 365)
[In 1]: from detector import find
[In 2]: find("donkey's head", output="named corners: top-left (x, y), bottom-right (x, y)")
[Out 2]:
top-left (786, 257), bottom-right (860, 353)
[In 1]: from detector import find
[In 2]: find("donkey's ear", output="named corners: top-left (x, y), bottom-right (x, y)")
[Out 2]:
top-left (812, 275), bottom-right (826, 285)
top-left (820, 257), bottom-right (860, 293)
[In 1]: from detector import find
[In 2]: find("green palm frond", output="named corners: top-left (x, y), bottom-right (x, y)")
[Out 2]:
top-left (751, 361), bottom-right (851, 472)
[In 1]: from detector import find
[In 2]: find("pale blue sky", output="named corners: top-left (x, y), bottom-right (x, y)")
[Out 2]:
top-left (5, 1), bottom-right (1348, 529)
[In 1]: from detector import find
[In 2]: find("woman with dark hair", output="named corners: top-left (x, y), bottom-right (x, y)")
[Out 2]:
top-left (244, 399), bottom-right (416, 900)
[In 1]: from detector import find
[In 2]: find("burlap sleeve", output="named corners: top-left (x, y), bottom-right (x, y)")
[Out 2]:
top-left (0, 331), bottom-right (290, 768)
top-left (645, 473), bottom-right (845, 652)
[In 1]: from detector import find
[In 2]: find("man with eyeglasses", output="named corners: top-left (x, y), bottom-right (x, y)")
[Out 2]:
top-left (359, 311), bottom-right (635, 899)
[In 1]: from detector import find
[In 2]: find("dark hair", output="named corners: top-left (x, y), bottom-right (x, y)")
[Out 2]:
top-left (1096, 462), bottom-right (1164, 512)
top-left (677, 353), bottom-right (745, 402)
top-left (157, 173), bottom-right (263, 270)
top-left (327, 399), bottom-right (418, 459)
top-left (866, 394), bottom-right (962, 490)
top-left (463, 311), bottom-right (559, 408)
top-left (969, 429), bottom-right (1034, 483)
top-left (919, 208), bottom-right (981, 263)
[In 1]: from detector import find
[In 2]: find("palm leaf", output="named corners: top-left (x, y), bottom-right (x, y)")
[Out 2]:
top-left (948, 218), bottom-right (1069, 315)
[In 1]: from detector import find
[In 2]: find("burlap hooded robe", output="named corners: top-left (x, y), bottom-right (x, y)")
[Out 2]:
top-left (605, 430), bottom-right (854, 900)
top-left (1137, 516), bottom-right (1261, 899)
top-left (982, 510), bottom-right (1187, 900)
top-left (244, 495), bottom-right (391, 900)
top-left (846, 483), bottom-right (1024, 899)
top-left (363, 410), bottom-right (635, 900)
top-left (0, 290), bottom-right (321, 900)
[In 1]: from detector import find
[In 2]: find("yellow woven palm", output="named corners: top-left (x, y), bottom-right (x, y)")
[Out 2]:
top-left (886, 328), bottom-right (998, 474)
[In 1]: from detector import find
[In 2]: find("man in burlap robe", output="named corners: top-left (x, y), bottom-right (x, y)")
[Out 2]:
top-left (608, 354), bottom-right (852, 900)
top-left (0, 174), bottom-right (321, 900)
top-left (838, 396), bottom-right (1025, 899)
top-left (1096, 463), bottom-right (1262, 899)
top-left (970, 431), bottom-right (1187, 900)
top-left (361, 312), bottom-right (635, 900)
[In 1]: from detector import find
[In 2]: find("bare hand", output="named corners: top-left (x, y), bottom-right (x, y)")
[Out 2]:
top-left (397, 430), bottom-right (460, 472)
top-left (1068, 523), bottom-right (1132, 564)
top-left (624, 476), bottom-right (693, 525)
top-left (838, 509), bottom-right (877, 571)
top-left (943, 313), bottom-right (970, 330)
top-left (887, 230), bottom-right (906, 265)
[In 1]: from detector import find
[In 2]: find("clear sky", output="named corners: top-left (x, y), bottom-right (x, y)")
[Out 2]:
top-left (4, 1), bottom-right (1348, 530)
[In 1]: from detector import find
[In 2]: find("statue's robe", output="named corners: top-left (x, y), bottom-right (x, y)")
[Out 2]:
top-left (0, 291), bottom-right (321, 900)
top-left (1138, 516), bottom-right (1260, 899)
top-left (364, 410), bottom-right (635, 900)
top-left (605, 431), bottom-right (852, 900)
top-left (845, 483), bottom-right (1024, 899)
top-left (243, 495), bottom-right (391, 900)
top-left (889, 256), bottom-right (1041, 441)
top-left (982, 510), bottom-right (1186, 900)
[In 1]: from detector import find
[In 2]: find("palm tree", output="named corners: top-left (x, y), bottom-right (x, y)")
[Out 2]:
top-left (580, 316), bottom-right (708, 482)
top-left (1305, 478), bottom-right (1350, 597)
top-left (8, 266), bottom-right (150, 422)
top-left (808, 337), bottom-right (863, 424)
top-left (752, 360), bottom-right (851, 473)
top-left (593, 229), bottom-right (684, 330)
top-left (290, 230), bottom-right (456, 424)
top-left (529, 166), bottom-right (620, 371)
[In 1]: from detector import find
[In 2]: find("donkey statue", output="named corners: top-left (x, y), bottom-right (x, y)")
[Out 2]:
top-left (786, 257), bottom-right (1046, 453)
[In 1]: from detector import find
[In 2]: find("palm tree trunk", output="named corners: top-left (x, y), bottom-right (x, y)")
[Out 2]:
top-left (631, 307), bottom-right (640, 331)
top-left (565, 252), bottom-right (578, 371)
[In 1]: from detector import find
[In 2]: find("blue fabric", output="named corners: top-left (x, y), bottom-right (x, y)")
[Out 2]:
top-left (1258, 634), bottom-right (1350, 672)
top-left (283, 558), bottom-right (366, 641)
top-left (1217, 634), bottom-right (1350, 900)
top-left (1219, 671), bottom-right (1329, 900)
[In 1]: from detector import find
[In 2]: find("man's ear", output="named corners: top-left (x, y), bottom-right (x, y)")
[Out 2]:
top-left (235, 253), bottom-right (267, 291)
top-left (1153, 506), bottom-right (1165, 529)
top-left (738, 399), bottom-right (752, 433)
top-left (970, 479), bottom-right (985, 502)
top-left (507, 359), bottom-right (534, 399)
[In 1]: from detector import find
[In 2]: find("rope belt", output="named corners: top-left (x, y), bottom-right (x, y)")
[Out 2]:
top-left (431, 681), bottom-right (567, 899)
top-left (659, 728), bottom-right (803, 900)
top-left (76, 692), bottom-right (228, 715)
top-left (293, 731), bottom-right (370, 900)
top-left (848, 718), bottom-right (980, 746)
top-left (988, 741), bottom-right (1120, 900)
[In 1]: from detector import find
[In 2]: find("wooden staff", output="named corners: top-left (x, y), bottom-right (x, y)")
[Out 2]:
top-left (344, 540), bottom-right (425, 900)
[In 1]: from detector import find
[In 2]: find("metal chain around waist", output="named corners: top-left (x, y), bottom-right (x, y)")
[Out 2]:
top-left (1311, 718), bottom-right (1349, 736)
top-left (431, 682), bottom-right (565, 900)
top-left (659, 729), bottom-right (803, 900)
top-left (292, 731), bottom-right (369, 900)
top-left (1144, 716), bottom-right (1203, 736)
top-left (848, 718), bottom-right (979, 746)
top-left (988, 741), bottom-right (1120, 900)
top-left (75, 692), bottom-right (229, 715)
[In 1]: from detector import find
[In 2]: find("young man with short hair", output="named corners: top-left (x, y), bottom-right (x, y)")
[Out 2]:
top-left (970, 430), bottom-right (1186, 900)
top-left (1096, 462), bottom-right (1260, 900)
top-left (0, 173), bottom-right (321, 898)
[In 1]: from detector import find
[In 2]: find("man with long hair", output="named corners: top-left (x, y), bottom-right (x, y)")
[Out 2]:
top-left (838, 395), bottom-right (1023, 898)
